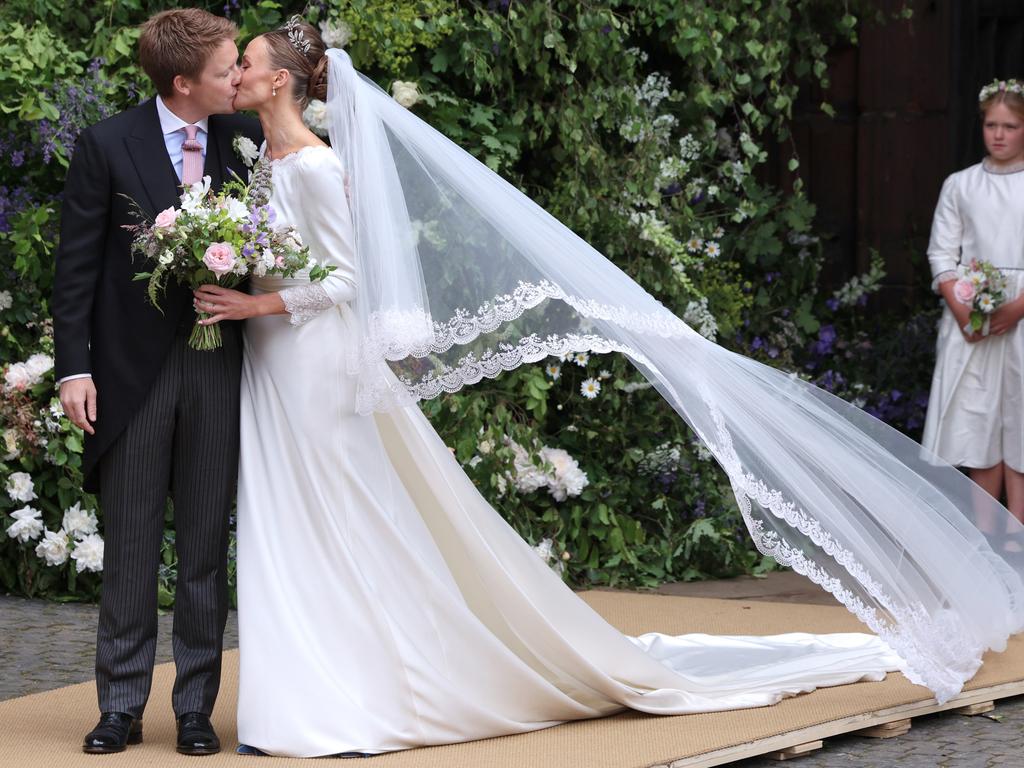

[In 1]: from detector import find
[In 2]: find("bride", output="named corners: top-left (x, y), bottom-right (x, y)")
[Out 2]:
top-left (194, 18), bottom-right (1024, 757)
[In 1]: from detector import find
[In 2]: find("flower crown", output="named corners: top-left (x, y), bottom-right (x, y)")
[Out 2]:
top-left (284, 16), bottom-right (311, 55)
top-left (979, 78), bottom-right (1023, 103)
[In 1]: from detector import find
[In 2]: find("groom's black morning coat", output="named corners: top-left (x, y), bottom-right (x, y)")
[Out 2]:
top-left (52, 99), bottom-right (261, 492)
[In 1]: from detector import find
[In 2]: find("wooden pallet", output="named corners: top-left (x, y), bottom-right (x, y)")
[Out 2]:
top-left (651, 680), bottom-right (1024, 767)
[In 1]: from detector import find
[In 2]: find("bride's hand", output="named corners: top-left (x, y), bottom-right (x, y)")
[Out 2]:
top-left (193, 285), bottom-right (259, 324)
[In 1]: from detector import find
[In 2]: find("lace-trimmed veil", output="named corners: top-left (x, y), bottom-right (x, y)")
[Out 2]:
top-left (324, 48), bottom-right (1024, 703)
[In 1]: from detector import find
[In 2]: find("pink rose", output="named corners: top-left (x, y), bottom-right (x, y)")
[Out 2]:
top-left (154, 207), bottom-right (178, 229)
top-left (203, 242), bottom-right (237, 278)
top-left (953, 278), bottom-right (976, 305)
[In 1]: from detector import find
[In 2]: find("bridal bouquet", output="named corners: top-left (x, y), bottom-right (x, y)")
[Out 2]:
top-left (953, 258), bottom-right (1009, 334)
top-left (124, 167), bottom-right (333, 350)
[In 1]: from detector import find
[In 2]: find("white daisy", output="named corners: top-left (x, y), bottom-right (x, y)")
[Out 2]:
top-left (580, 378), bottom-right (601, 399)
top-left (546, 363), bottom-right (562, 380)
top-left (573, 352), bottom-right (589, 367)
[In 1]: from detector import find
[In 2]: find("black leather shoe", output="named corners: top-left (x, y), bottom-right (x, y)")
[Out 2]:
top-left (82, 712), bottom-right (142, 754)
top-left (176, 712), bottom-right (220, 755)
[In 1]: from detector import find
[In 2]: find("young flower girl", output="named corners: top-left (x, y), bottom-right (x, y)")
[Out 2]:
top-left (922, 79), bottom-right (1024, 537)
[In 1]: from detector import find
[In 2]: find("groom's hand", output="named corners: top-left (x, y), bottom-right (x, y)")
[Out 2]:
top-left (59, 377), bottom-right (97, 435)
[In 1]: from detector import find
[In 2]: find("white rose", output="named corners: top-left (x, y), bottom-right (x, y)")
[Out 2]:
top-left (319, 19), bottom-right (353, 49)
top-left (71, 532), bottom-right (104, 573)
top-left (0, 290), bottom-right (12, 310)
top-left (159, 251), bottom-right (175, 266)
top-left (6, 506), bottom-right (44, 543)
top-left (302, 99), bottom-right (329, 138)
top-left (3, 429), bottom-right (18, 460)
top-left (508, 440), bottom-right (549, 493)
top-left (4, 362), bottom-right (35, 391)
top-left (35, 528), bottom-right (70, 566)
top-left (539, 446), bottom-right (589, 501)
top-left (252, 248), bottom-right (275, 278)
top-left (62, 502), bottom-right (99, 538)
top-left (261, 248), bottom-right (277, 272)
top-left (6, 471), bottom-right (36, 503)
top-left (478, 439), bottom-right (493, 455)
top-left (391, 80), bottom-right (420, 109)
top-left (233, 136), bottom-right (259, 167)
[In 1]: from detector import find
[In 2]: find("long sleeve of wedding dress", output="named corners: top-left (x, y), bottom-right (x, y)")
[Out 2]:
top-left (277, 148), bottom-right (357, 325)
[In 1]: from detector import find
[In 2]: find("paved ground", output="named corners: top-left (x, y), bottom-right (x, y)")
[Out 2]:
top-left (0, 598), bottom-right (239, 702)
top-left (1, 573), bottom-right (1021, 766)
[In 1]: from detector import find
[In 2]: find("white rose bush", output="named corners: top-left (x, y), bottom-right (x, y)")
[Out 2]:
top-left (1, 349), bottom-right (106, 594)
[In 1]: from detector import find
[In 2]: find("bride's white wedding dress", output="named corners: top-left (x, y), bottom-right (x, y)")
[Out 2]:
top-left (234, 145), bottom-right (902, 757)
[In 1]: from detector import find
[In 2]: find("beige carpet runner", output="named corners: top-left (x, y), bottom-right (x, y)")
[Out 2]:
top-left (3, 591), bottom-right (1021, 767)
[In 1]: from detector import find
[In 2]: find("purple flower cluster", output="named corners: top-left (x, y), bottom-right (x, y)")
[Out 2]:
top-left (810, 324), bottom-right (836, 356)
top-left (37, 62), bottom-right (118, 164)
top-left (1, 60), bottom-right (120, 171)
top-left (748, 335), bottom-right (779, 358)
top-left (0, 186), bottom-right (32, 233)
top-left (864, 390), bottom-right (929, 432)
top-left (814, 368), bottom-right (846, 393)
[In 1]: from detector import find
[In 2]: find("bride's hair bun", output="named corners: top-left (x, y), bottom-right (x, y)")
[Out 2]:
top-left (307, 55), bottom-right (329, 101)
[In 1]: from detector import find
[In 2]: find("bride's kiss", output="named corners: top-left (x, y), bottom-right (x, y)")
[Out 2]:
top-left (52, 6), bottom-right (1024, 759)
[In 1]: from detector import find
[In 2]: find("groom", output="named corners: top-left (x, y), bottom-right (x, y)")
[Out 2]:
top-left (52, 9), bottom-right (261, 755)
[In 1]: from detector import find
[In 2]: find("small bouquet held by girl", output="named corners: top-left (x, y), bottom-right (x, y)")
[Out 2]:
top-left (953, 258), bottom-right (1009, 336)
top-left (124, 150), bottom-right (333, 350)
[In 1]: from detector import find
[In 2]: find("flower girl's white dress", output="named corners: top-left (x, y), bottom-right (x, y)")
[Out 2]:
top-left (235, 146), bottom-right (902, 757)
top-left (923, 160), bottom-right (1024, 470)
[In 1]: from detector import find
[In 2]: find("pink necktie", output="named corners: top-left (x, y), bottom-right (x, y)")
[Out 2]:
top-left (181, 124), bottom-right (204, 186)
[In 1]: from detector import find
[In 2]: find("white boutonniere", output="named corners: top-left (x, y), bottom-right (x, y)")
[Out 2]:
top-left (232, 134), bottom-right (259, 168)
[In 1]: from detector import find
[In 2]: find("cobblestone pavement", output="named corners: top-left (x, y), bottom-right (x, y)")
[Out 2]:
top-left (2, 583), bottom-right (1022, 766)
top-left (0, 595), bottom-right (238, 701)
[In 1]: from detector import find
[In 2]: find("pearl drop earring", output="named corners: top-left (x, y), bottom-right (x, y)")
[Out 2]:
top-left (272, 86), bottom-right (277, 97)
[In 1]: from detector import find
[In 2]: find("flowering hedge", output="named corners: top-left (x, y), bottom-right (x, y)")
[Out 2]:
top-left (0, 0), bottom-right (929, 603)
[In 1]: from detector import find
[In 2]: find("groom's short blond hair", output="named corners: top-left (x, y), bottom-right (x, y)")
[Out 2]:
top-left (138, 9), bottom-right (238, 97)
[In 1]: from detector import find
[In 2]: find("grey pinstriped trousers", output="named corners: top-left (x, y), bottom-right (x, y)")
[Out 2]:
top-left (96, 329), bottom-right (240, 719)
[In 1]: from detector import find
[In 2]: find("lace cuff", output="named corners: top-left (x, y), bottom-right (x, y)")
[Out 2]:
top-left (931, 270), bottom-right (958, 293)
top-left (279, 283), bottom-right (334, 326)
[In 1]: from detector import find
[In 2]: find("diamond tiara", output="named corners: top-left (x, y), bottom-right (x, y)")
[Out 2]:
top-left (284, 16), bottom-right (311, 55)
